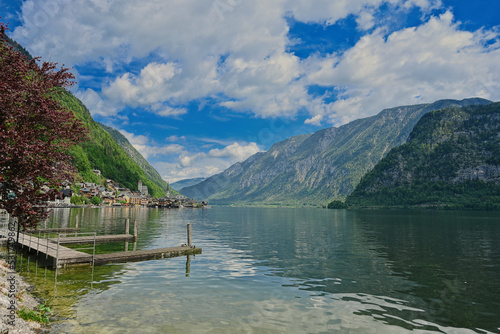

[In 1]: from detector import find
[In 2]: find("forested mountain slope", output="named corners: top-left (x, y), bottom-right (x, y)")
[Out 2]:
top-left (99, 123), bottom-right (179, 196)
top-left (182, 98), bottom-right (491, 206)
top-left (59, 91), bottom-right (167, 197)
top-left (2, 35), bottom-right (169, 197)
top-left (346, 102), bottom-right (500, 209)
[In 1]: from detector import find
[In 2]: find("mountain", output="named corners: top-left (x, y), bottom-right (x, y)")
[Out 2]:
top-left (58, 91), bottom-right (168, 197)
top-left (98, 123), bottom-right (179, 197)
top-left (170, 178), bottom-right (206, 192)
top-left (181, 98), bottom-right (492, 206)
top-left (345, 102), bottom-right (500, 210)
top-left (2, 35), bottom-right (172, 198)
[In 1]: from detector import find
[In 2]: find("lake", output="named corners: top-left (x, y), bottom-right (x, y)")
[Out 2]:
top-left (10, 207), bottom-right (500, 333)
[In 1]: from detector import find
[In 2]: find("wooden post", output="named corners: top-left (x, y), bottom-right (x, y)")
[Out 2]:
top-left (124, 218), bottom-right (130, 251)
top-left (75, 215), bottom-right (79, 229)
top-left (133, 220), bottom-right (138, 241)
top-left (187, 223), bottom-right (192, 247)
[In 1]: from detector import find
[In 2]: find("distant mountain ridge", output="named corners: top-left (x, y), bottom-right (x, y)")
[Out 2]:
top-left (346, 102), bottom-right (500, 209)
top-left (171, 178), bottom-right (206, 191)
top-left (181, 98), bottom-right (492, 206)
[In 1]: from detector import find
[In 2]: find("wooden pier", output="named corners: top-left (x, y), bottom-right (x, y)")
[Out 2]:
top-left (15, 232), bottom-right (93, 267)
top-left (3, 218), bottom-right (201, 268)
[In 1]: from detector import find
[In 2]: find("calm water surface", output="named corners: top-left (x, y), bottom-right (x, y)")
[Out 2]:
top-left (10, 207), bottom-right (500, 333)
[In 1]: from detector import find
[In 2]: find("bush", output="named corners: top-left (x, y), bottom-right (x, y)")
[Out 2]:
top-left (327, 200), bottom-right (348, 209)
top-left (90, 196), bottom-right (103, 205)
top-left (17, 304), bottom-right (52, 324)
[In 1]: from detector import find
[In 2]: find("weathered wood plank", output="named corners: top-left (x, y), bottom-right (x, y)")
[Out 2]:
top-left (26, 228), bottom-right (81, 233)
top-left (48, 234), bottom-right (135, 244)
top-left (94, 246), bottom-right (202, 264)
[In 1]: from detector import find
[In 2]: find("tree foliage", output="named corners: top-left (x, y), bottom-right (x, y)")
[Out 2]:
top-left (0, 23), bottom-right (87, 229)
top-left (90, 196), bottom-right (103, 205)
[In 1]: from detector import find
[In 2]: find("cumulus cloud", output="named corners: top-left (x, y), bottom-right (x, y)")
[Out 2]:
top-left (102, 62), bottom-right (181, 106)
top-left (208, 142), bottom-right (261, 161)
top-left (159, 142), bottom-right (262, 183)
top-left (307, 11), bottom-right (500, 124)
top-left (118, 129), bottom-right (184, 159)
top-left (12, 0), bottom-right (451, 123)
top-left (154, 106), bottom-right (188, 118)
top-left (166, 135), bottom-right (186, 142)
top-left (75, 88), bottom-right (119, 117)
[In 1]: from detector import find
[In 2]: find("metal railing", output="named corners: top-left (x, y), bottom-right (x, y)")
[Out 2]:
top-left (56, 232), bottom-right (96, 271)
top-left (16, 229), bottom-right (96, 270)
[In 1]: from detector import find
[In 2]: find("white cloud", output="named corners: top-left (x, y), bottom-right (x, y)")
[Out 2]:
top-left (119, 129), bottom-right (149, 146)
top-left (102, 62), bottom-right (180, 106)
top-left (208, 142), bottom-right (261, 161)
top-left (156, 142), bottom-right (262, 183)
top-left (307, 11), bottom-right (500, 124)
top-left (118, 129), bottom-right (183, 159)
top-left (155, 106), bottom-right (188, 118)
top-left (12, 0), bottom-right (450, 124)
top-left (135, 144), bottom-right (184, 160)
top-left (166, 135), bottom-right (186, 142)
top-left (284, 0), bottom-right (441, 25)
top-left (75, 88), bottom-right (119, 117)
top-left (356, 11), bottom-right (376, 31)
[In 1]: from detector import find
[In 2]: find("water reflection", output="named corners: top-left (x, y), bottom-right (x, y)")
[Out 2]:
top-left (4, 207), bottom-right (500, 333)
top-left (200, 208), bottom-right (500, 332)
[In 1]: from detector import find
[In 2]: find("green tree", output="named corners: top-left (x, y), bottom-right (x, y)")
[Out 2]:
top-left (90, 196), bottom-right (103, 205)
top-left (0, 23), bottom-right (87, 229)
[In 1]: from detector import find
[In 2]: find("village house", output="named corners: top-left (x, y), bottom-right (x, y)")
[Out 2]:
top-left (129, 193), bottom-right (142, 206)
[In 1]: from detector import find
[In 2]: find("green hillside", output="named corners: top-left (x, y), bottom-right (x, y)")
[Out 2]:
top-left (57, 91), bottom-right (167, 197)
top-left (98, 122), bottom-right (179, 197)
top-left (345, 103), bottom-right (500, 210)
top-left (2, 35), bottom-right (169, 198)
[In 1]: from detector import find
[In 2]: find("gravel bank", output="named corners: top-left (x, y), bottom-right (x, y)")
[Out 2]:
top-left (0, 259), bottom-right (47, 333)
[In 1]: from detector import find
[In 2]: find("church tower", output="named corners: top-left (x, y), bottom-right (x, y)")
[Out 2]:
top-left (138, 180), bottom-right (143, 192)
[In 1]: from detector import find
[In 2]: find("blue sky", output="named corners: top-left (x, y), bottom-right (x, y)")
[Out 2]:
top-left (1, 0), bottom-right (499, 183)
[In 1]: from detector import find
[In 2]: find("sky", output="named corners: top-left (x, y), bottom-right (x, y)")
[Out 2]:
top-left (1, 0), bottom-right (500, 183)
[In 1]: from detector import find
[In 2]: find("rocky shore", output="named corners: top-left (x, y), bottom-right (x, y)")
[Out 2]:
top-left (0, 259), bottom-right (47, 333)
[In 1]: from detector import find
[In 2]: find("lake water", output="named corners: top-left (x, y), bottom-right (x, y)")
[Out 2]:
top-left (9, 207), bottom-right (500, 333)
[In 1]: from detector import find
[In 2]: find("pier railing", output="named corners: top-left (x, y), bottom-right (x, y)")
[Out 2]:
top-left (56, 232), bottom-right (96, 271)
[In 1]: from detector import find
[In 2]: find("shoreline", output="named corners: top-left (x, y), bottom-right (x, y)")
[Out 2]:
top-left (0, 258), bottom-right (48, 333)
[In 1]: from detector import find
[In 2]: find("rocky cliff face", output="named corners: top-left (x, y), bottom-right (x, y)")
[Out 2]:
top-left (182, 98), bottom-right (492, 206)
top-left (346, 102), bottom-right (500, 209)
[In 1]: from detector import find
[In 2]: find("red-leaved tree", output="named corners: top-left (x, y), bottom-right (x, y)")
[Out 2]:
top-left (0, 23), bottom-right (87, 230)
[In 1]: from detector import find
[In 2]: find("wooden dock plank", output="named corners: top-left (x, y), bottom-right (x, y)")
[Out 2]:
top-left (94, 246), bottom-right (202, 264)
top-left (26, 228), bottom-right (81, 233)
top-left (48, 234), bottom-right (135, 244)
